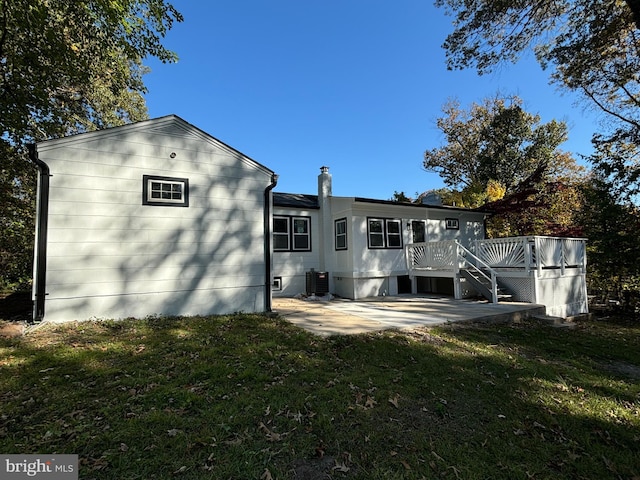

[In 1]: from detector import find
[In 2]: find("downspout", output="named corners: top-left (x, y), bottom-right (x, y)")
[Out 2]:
top-left (263, 173), bottom-right (278, 312)
top-left (28, 144), bottom-right (50, 323)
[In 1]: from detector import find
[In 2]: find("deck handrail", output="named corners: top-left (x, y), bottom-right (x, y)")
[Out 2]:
top-left (455, 241), bottom-right (499, 303)
top-left (405, 240), bottom-right (456, 271)
top-left (473, 236), bottom-right (587, 272)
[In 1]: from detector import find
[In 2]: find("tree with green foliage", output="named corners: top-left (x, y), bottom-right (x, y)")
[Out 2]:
top-left (577, 176), bottom-right (640, 308)
top-left (424, 95), bottom-right (571, 196)
top-left (436, 0), bottom-right (640, 202)
top-left (0, 0), bottom-right (183, 290)
top-left (423, 95), bottom-right (585, 237)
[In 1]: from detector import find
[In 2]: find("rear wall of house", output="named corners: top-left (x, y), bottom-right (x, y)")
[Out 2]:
top-left (37, 122), bottom-right (271, 321)
top-left (272, 208), bottom-right (321, 296)
top-left (330, 202), bottom-right (486, 299)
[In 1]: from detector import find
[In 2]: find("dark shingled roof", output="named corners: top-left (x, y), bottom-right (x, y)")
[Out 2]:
top-left (273, 192), bottom-right (319, 209)
top-left (354, 197), bottom-right (490, 213)
top-left (273, 192), bottom-right (488, 214)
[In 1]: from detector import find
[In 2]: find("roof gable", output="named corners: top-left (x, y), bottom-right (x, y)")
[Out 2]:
top-left (36, 115), bottom-right (274, 177)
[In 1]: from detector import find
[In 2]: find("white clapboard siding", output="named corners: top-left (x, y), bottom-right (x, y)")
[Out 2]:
top-left (271, 206), bottom-right (322, 296)
top-left (36, 116), bottom-right (274, 321)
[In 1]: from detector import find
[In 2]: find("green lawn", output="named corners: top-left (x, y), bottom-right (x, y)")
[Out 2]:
top-left (1, 314), bottom-right (639, 479)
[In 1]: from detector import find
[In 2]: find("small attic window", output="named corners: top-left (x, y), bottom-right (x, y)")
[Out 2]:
top-left (143, 175), bottom-right (189, 207)
top-left (445, 218), bottom-right (459, 230)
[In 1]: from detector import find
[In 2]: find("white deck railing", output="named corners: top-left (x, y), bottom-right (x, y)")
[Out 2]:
top-left (473, 236), bottom-right (587, 273)
top-left (406, 236), bottom-right (587, 274)
top-left (406, 240), bottom-right (457, 271)
top-left (405, 236), bottom-right (588, 310)
top-left (405, 240), bottom-right (499, 302)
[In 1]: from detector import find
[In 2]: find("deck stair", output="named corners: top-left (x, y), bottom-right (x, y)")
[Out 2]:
top-left (406, 236), bottom-right (589, 317)
top-left (461, 268), bottom-right (513, 302)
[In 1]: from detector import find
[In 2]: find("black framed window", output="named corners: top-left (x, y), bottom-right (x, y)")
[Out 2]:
top-left (445, 218), bottom-right (459, 230)
top-left (273, 217), bottom-right (290, 250)
top-left (292, 217), bottom-right (310, 250)
top-left (273, 215), bottom-right (311, 252)
top-left (411, 220), bottom-right (426, 243)
top-left (387, 220), bottom-right (402, 247)
top-left (367, 218), bottom-right (403, 249)
top-left (143, 175), bottom-right (189, 207)
top-left (335, 218), bottom-right (347, 250)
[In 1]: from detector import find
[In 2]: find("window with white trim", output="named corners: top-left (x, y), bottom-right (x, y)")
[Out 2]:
top-left (387, 219), bottom-right (402, 247)
top-left (445, 218), bottom-right (459, 230)
top-left (335, 218), bottom-right (347, 250)
top-left (273, 217), bottom-right (290, 251)
top-left (292, 217), bottom-right (310, 250)
top-left (273, 215), bottom-right (311, 251)
top-left (367, 218), bottom-right (403, 249)
top-left (143, 175), bottom-right (189, 207)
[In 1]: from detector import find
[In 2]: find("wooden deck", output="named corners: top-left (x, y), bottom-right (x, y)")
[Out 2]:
top-left (405, 236), bottom-right (588, 317)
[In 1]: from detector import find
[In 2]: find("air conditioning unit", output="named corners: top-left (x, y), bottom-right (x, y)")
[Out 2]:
top-left (306, 269), bottom-right (329, 295)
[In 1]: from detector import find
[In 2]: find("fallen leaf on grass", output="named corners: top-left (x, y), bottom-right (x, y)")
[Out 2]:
top-left (388, 394), bottom-right (400, 409)
top-left (261, 468), bottom-right (273, 480)
top-left (364, 396), bottom-right (377, 409)
top-left (259, 422), bottom-right (288, 442)
top-left (400, 459), bottom-right (411, 470)
top-left (333, 460), bottom-right (349, 473)
top-left (167, 429), bottom-right (181, 437)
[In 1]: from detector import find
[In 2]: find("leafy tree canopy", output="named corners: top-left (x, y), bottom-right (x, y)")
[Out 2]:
top-left (0, 0), bottom-right (182, 289)
top-left (424, 95), bottom-right (572, 194)
top-left (1, 0), bottom-right (183, 144)
top-left (435, 0), bottom-right (640, 202)
top-left (423, 95), bottom-right (585, 237)
top-left (577, 175), bottom-right (640, 301)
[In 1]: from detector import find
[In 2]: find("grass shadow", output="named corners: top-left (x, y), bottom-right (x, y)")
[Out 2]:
top-left (1, 314), bottom-right (639, 479)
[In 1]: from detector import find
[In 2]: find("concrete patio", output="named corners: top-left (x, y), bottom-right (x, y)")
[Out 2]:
top-left (273, 294), bottom-right (546, 336)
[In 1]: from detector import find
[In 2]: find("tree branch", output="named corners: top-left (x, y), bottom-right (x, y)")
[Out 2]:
top-left (582, 84), bottom-right (640, 130)
top-left (625, 0), bottom-right (640, 30)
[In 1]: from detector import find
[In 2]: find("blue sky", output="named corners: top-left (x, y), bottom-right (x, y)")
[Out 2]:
top-left (143, 1), bottom-right (600, 199)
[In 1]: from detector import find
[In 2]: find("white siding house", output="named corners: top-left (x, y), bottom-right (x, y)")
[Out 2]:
top-left (273, 167), bottom-right (589, 317)
top-left (273, 167), bottom-right (489, 299)
top-left (30, 118), bottom-right (588, 322)
top-left (31, 115), bottom-right (276, 322)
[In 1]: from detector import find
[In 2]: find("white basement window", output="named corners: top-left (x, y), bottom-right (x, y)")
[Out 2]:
top-left (143, 175), bottom-right (189, 207)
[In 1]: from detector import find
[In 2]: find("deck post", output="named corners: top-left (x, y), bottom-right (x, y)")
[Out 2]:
top-left (453, 241), bottom-right (462, 299)
top-left (524, 238), bottom-right (533, 273)
top-left (535, 237), bottom-right (543, 276)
